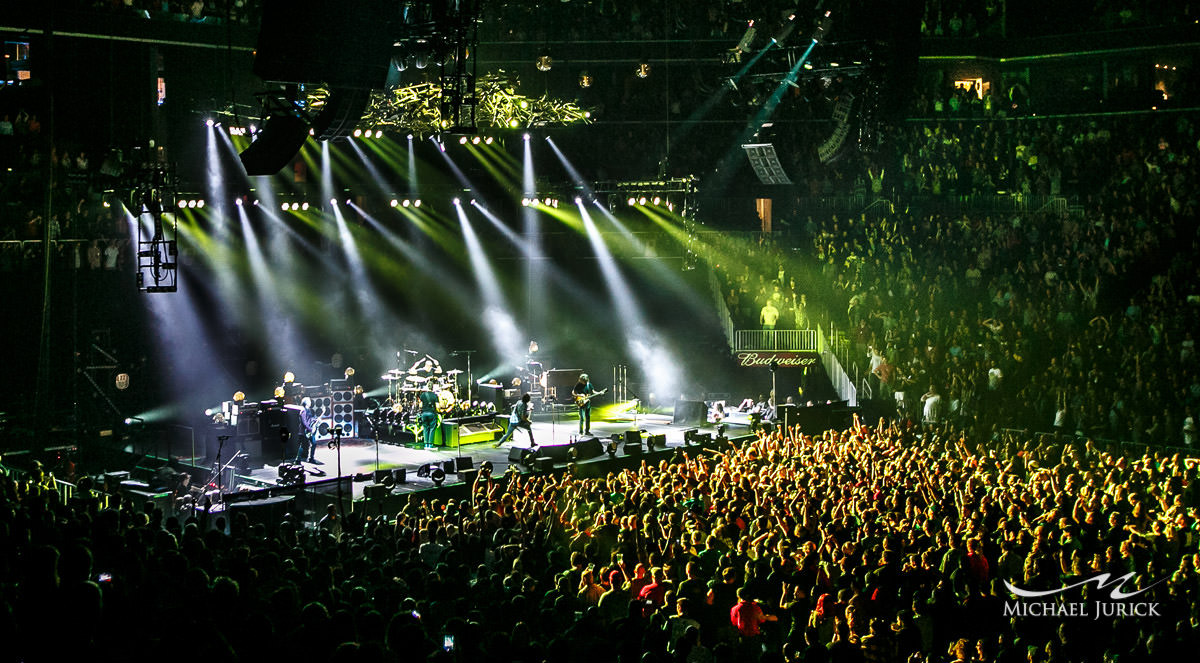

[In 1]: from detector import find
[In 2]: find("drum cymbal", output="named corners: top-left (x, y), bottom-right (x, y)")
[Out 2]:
top-left (382, 374), bottom-right (402, 381)
top-left (386, 368), bottom-right (405, 375)
top-left (446, 369), bottom-right (464, 376)
top-left (405, 375), bottom-right (429, 383)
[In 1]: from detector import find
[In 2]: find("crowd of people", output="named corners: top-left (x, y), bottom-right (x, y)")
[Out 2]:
top-left (68, 0), bottom-right (258, 25)
top-left (0, 105), bottom-right (133, 271)
top-left (711, 110), bottom-right (1199, 447)
top-left (4, 417), bottom-right (1198, 662)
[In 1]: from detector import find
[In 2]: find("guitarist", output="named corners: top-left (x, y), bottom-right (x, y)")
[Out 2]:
top-left (294, 398), bottom-right (321, 465)
top-left (494, 393), bottom-right (535, 448)
top-left (573, 373), bottom-right (603, 436)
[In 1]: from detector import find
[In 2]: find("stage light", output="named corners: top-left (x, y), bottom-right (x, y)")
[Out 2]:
top-left (345, 198), bottom-right (352, 205)
top-left (196, 199), bottom-right (205, 208)
top-left (353, 129), bottom-right (362, 137)
top-left (652, 196), bottom-right (661, 205)
top-left (375, 130), bottom-right (383, 138)
top-left (471, 136), bottom-right (481, 144)
top-left (580, 71), bottom-right (593, 88)
top-left (179, 200), bottom-right (188, 209)
top-left (330, 198), bottom-right (338, 206)
top-left (253, 200), bottom-right (260, 206)
top-left (124, 417), bottom-right (134, 425)
top-left (102, 201), bottom-right (110, 208)
top-left (636, 63), bottom-right (651, 78)
top-left (402, 199), bottom-right (411, 207)
top-left (235, 198), bottom-right (244, 206)
top-left (584, 111), bottom-right (591, 118)
top-left (291, 202), bottom-right (300, 211)
top-left (536, 55), bottom-right (553, 72)
top-left (413, 199), bottom-right (422, 207)
top-left (521, 198), bottom-right (531, 206)
top-left (249, 124), bottom-right (257, 133)
top-left (509, 119), bottom-right (520, 128)
top-left (574, 196), bottom-right (582, 204)
top-left (186, 200), bottom-right (197, 208)
top-left (407, 133), bottom-right (414, 140)
top-left (523, 133), bottom-right (531, 140)
top-left (452, 197), bottom-right (461, 205)
top-left (281, 202), bottom-right (289, 211)
top-left (627, 197), bottom-right (636, 206)
top-left (543, 197), bottom-right (552, 206)
top-left (309, 128), bottom-right (316, 136)
top-left (458, 136), bottom-right (468, 144)
top-left (300, 202), bottom-right (309, 211)
top-left (284, 371), bottom-right (295, 383)
top-left (470, 199), bottom-right (477, 205)
top-left (638, 196), bottom-right (647, 205)
top-left (390, 199), bottom-right (398, 207)
top-left (205, 119), bottom-right (215, 127)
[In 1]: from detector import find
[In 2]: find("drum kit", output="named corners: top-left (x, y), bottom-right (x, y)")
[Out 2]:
top-left (379, 358), bottom-right (467, 423)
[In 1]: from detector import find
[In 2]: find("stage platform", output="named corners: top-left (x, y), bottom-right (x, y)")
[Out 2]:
top-left (234, 413), bottom-right (729, 501)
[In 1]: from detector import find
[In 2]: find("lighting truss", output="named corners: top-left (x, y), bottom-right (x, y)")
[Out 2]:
top-left (132, 164), bottom-right (179, 293)
top-left (309, 71), bottom-right (593, 137)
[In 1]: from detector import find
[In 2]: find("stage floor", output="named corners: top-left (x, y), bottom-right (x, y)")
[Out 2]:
top-left (237, 413), bottom-right (733, 499)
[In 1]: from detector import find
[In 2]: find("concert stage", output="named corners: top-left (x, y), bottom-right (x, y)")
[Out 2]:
top-left (227, 412), bottom-right (733, 506)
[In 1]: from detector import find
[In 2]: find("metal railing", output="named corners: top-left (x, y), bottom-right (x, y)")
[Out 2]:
top-left (733, 329), bottom-right (819, 352)
top-left (708, 267), bottom-right (735, 350)
top-left (816, 326), bottom-right (857, 407)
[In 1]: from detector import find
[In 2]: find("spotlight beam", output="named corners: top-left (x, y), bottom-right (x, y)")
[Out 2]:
top-left (454, 203), bottom-right (526, 365)
top-left (674, 42), bottom-right (776, 146)
top-left (711, 35), bottom-right (820, 194)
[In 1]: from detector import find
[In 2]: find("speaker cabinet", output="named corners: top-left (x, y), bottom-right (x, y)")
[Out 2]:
top-left (673, 399), bottom-right (706, 425)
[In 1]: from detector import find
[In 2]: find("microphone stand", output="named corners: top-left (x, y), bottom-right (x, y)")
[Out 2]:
top-left (215, 435), bottom-right (229, 504)
top-left (450, 350), bottom-right (476, 462)
top-left (329, 427), bottom-right (345, 518)
top-left (450, 350), bottom-right (476, 403)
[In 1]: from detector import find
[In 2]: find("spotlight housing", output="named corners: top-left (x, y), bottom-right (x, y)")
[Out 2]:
top-left (413, 200), bottom-right (422, 208)
top-left (390, 199), bottom-right (399, 207)
top-left (484, 136), bottom-right (494, 145)
top-left (300, 202), bottom-right (309, 211)
top-left (458, 136), bottom-right (468, 144)
top-left (471, 136), bottom-right (481, 145)
top-left (636, 62), bottom-right (651, 78)
top-left (652, 196), bottom-right (661, 205)
top-left (353, 129), bottom-right (362, 137)
top-left (375, 130), bottom-right (383, 138)
top-left (452, 197), bottom-right (461, 205)
top-left (638, 196), bottom-right (648, 205)
top-left (402, 199), bottom-right (412, 207)
top-left (281, 202), bottom-right (289, 211)
top-left (522, 132), bottom-right (530, 140)
top-left (627, 197), bottom-right (636, 206)
top-left (536, 55), bottom-right (553, 72)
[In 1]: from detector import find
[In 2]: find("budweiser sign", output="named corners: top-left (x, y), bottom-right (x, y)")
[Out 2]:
top-left (736, 352), bottom-right (820, 368)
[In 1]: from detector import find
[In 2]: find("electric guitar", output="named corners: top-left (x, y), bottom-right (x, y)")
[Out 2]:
top-left (574, 388), bottom-right (607, 407)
